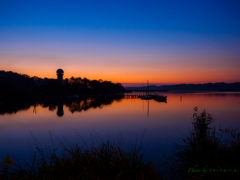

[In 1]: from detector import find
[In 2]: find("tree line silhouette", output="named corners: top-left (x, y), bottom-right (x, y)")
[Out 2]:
top-left (0, 70), bottom-right (125, 99)
top-left (126, 82), bottom-right (240, 91)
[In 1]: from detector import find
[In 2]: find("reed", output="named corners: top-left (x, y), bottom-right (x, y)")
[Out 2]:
top-left (172, 107), bottom-right (240, 179)
top-left (0, 136), bottom-right (164, 180)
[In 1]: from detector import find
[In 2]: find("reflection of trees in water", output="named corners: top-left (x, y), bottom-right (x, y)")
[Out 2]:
top-left (0, 100), bottom-right (33, 115)
top-left (39, 100), bottom-right (57, 111)
top-left (68, 99), bottom-right (93, 113)
top-left (67, 96), bottom-right (124, 113)
top-left (37, 100), bottom-right (63, 117)
top-left (49, 105), bottom-right (57, 111)
top-left (0, 95), bottom-right (124, 116)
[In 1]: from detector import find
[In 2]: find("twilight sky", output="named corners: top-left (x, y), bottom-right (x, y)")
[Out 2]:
top-left (1, 0), bottom-right (240, 86)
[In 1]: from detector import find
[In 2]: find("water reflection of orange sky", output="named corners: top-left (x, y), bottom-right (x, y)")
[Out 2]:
top-left (1, 93), bottom-right (240, 165)
top-left (1, 93), bottom-right (240, 129)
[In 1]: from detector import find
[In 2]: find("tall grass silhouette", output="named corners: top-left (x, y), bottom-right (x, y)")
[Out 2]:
top-left (0, 132), bottom-right (164, 180)
top-left (173, 106), bottom-right (240, 179)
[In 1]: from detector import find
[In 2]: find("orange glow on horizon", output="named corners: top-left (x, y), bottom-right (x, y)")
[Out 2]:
top-left (1, 64), bottom-right (240, 85)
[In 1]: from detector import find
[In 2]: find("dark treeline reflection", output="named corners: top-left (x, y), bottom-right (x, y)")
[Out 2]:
top-left (0, 94), bottom-right (124, 117)
top-left (0, 100), bottom-right (33, 115)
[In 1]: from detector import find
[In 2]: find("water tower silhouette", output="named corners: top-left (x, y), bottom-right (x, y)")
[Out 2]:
top-left (57, 102), bottom-right (64, 117)
top-left (56, 69), bottom-right (64, 85)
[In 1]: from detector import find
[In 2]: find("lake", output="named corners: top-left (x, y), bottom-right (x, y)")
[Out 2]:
top-left (1, 91), bottom-right (240, 171)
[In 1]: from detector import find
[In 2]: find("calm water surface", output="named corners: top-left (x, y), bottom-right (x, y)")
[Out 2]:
top-left (1, 91), bottom-right (240, 166)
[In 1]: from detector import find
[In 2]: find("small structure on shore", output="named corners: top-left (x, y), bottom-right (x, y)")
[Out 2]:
top-left (41, 69), bottom-right (67, 86)
top-left (57, 69), bottom-right (64, 85)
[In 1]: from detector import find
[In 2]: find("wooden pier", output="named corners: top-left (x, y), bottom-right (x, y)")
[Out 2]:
top-left (124, 93), bottom-right (167, 101)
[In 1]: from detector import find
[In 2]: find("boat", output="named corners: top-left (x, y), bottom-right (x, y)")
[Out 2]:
top-left (141, 95), bottom-right (152, 99)
top-left (140, 81), bottom-right (167, 102)
top-left (151, 95), bottom-right (167, 102)
top-left (140, 80), bottom-right (152, 99)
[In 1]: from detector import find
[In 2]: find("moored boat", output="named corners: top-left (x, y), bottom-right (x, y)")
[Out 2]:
top-left (140, 95), bottom-right (152, 99)
top-left (151, 95), bottom-right (167, 102)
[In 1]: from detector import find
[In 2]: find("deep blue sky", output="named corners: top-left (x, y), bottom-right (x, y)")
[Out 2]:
top-left (1, 0), bottom-right (240, 34)
top-left (1, 0), bottom-right (240, 84)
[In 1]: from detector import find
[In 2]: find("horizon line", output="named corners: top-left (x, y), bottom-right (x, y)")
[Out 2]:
top-left (1, 69), bottom-right (239, 87)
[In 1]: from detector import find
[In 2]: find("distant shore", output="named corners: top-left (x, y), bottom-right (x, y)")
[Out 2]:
top-left (125, 82), bottom-right (240, 92)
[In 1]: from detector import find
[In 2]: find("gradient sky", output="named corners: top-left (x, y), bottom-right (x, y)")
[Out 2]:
top-left (1, 0), bottom-right (240, 85)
